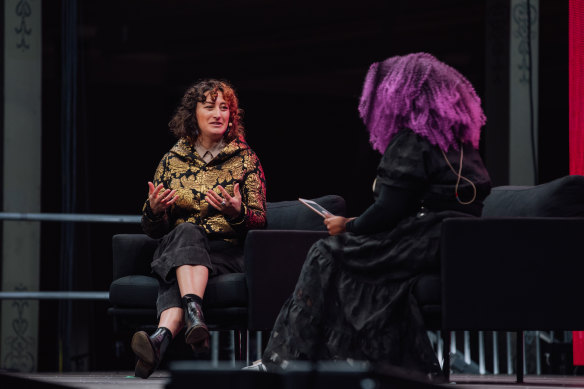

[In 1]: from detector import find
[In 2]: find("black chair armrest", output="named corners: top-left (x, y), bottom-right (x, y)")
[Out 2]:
top-left (441, 217), bottom-right (584, 331)
top-left (112, 234), bottom-right (159, 280)
top-left (244, 229), bottom-right (329, 330)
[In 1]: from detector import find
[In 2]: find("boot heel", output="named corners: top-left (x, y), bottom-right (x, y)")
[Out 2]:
top-left (189, 336), bottom-right (210, 353)
top-left (185, 325), bottom-right (210, 345)
top-left (135, 359), bottom-right (155, 379)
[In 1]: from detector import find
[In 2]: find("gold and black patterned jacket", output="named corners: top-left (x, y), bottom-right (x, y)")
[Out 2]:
top-left (141, 136), bottom-right (267, 244)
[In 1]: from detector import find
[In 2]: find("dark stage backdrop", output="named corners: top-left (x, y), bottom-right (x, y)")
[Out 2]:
top-left (34, 0), bottom-right (565, 371)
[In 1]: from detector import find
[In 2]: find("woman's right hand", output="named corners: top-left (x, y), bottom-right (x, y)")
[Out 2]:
top-left (324, 215), bottom-right (347, 235)
top-left (148, 181), bottom-right (178, 216)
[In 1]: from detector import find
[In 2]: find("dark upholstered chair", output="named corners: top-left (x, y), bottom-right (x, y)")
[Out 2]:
top-left (108, 195), bottom-right (347, 364)
top-left (440, 174), bottom-right (584, 382)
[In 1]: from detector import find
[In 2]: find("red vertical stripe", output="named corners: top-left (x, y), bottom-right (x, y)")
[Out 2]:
top-left (570, 0), bottom-right (584, 175)
top-left (571, 0), bottom-right (584, 367)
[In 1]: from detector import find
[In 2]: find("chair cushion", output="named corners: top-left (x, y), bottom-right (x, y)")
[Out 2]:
top-left (110, 275), bottom-right (158, 308)
top-left (109, 273), bottom-right (247, 310)
top-left (483, 175), bottom-right (584, 217)
top-left (205, 273), bottom-right (247, 308)
top-left (266, 195), bottom-right (346, 230)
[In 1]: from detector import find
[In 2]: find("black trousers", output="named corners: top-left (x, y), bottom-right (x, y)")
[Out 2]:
top-left (150, 222), bottom-right (243, 317)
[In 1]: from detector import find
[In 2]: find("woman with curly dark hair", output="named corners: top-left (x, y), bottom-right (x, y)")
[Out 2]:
top-left (131, 79), bottom-right (266, 378)
top-left (247, 53), bottom-right (491, 378)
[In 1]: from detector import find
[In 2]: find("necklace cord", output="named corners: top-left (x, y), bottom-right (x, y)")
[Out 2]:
top-left (441, 146), bottom-right (477, 205)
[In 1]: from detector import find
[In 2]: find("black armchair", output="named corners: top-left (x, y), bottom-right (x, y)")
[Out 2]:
top-left (439, 175), bottom-right (584, 382)
top-left (108, 195), bottom-right (347, 364)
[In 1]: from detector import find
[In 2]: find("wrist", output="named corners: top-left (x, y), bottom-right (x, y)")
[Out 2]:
top-left (345, 217), bottom-right (356, 233)
top-left (145, 200), bottom-right (163, 221)
top-left (227, 204), bottom-right (246, 225)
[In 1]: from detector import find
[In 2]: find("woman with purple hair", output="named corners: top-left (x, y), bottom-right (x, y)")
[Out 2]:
top-left (250, 53), bottom-right (491, 376)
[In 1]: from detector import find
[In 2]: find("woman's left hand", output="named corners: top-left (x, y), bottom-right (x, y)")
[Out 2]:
top-left (206, 183), bottom-right (242, 218)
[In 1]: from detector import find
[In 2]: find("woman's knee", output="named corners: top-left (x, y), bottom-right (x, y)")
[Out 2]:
top-left (168, 222), bottom-right (208, 245)
top-left (173, 222), bottom-right (201, 235)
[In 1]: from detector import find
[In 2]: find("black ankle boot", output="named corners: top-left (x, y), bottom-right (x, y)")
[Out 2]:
top-left (182, 295), bottom-right (210, 353)
top-left (131, 327), bottom-right (171, 379)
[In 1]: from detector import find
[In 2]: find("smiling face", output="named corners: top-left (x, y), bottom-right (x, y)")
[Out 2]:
top-left (195, 91), bottom-right (230, 144)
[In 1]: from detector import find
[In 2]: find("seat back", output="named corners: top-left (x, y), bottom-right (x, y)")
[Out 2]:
top-left (265, 195), bottom-right (346, 230)
top-left (482, 174), bottom-right (584, 218)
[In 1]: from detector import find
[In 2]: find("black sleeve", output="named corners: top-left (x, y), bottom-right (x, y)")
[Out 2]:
top-left (345, 184), bottom-right (417, 235)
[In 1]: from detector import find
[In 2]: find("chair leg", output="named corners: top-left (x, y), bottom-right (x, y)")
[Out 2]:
top-left (233, 329), bottom-right (250, 363)
top-left (442, 330), bottom-right (451, 382)
top-left (210, 331), bottom-right (219, 365)
top-left (516, 330), bottom-right (524, 383)
top-left (229, 330), bottom-right (236, 365)
top-left (245, 330), bottom-right (250, 365)
top-left (256, 331), bottom-right (263, 362)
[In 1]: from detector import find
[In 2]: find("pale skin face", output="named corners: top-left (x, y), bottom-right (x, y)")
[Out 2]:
top-left (195, 90), bottom-right (230, 149)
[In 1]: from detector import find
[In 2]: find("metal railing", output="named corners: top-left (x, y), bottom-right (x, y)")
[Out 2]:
top-left (0, 212), bottom-right (141, 300)
top-left (429, 330), bottom-right (572, 376)
top-left (0, 212), bottom-right (140, 224)
top-left (0, 291), bottom-right (109, 300)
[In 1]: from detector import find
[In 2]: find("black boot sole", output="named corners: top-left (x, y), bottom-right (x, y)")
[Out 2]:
top-left (131, 331), bottom-right (156, 366)
top-left (185, 325), bottom-right (210, 353)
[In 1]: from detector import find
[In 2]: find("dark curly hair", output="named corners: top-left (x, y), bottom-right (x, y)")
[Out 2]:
top-left (169, 79), bottom-right (245, 145)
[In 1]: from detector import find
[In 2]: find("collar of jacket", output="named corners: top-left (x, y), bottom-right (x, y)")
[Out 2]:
top-left (170, 136), bottom-right (250, 165)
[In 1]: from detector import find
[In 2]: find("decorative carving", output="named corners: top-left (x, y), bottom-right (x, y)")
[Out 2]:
top-left (2, 284), bottom-right (35, 372)
top-left (15, 0), bottom-right (32, 51)
top-left (513, 1), bottom-right (538, 84)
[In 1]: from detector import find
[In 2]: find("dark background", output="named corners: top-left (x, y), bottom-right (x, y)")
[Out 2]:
top-left (33, 0), bottom-right (567, 371)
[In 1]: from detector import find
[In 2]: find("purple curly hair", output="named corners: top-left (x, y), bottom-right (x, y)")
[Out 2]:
top-left (359, 52), bottom-right (486, 153)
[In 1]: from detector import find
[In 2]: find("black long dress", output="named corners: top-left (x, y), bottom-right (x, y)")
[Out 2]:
top-left (262, 129), bottom-right (491, 374)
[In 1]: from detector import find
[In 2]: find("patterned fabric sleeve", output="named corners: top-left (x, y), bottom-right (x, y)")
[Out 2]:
top-left (228, 150), bottom-right (267, 233)
top-left (141, 154), bottom-right (171, 238)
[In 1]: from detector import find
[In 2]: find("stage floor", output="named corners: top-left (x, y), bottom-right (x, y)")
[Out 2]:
top-left (4, 372), bottom-right (584, 389)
